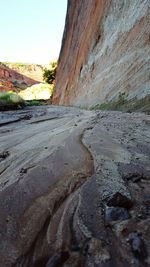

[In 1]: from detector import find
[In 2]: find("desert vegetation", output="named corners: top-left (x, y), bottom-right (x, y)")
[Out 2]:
top-left (19, 83), bottom-right (53, 101)
top-left (43, 61), bottom-right (57, 85)
top-left (18, 61), bottom-right (58, 103)
top-left (90, 92), bottom-right (128, 110)
top-left (0, 91), bottom-right (25, 110)
top-left (90, 92), bottom-right (150, 113)
top-left (0, 60), bottom-right (57, 109)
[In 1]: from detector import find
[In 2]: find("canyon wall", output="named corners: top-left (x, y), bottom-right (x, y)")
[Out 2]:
top-left (54, 0), bottom-right (150, 109)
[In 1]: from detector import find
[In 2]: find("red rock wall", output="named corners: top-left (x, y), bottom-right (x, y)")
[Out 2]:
top-left (53, 0), bottom-right (150, 108)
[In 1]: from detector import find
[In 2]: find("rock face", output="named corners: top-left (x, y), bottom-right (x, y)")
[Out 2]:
top-left (53, 0), bottom-right (150, 109)
top-left (0, 106), bottom-right (150, 266)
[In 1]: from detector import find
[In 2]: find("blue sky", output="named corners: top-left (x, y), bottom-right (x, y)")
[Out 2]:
top-left (0, 0), bottom-right (67, 64)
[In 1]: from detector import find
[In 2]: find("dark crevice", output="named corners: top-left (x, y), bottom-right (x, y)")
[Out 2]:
top-left (12, 125), bottom-right (95, 267)
top-left (30, 117), bottom-right (61, 124)
top-left (45, 251), bottom-right (69, 267)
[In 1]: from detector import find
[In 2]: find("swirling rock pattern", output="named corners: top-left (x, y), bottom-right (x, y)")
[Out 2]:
top-left (0, 106), bottom-right (150, 266)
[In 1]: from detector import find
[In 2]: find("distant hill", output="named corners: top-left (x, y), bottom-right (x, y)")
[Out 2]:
top-left (0, 62), bottom-right (44, 93)
top-left (3, 62), bottom-right (44, 83)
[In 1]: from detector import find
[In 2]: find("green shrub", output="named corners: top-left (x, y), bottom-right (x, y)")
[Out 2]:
top-left (90, 92), bottom-right (128, 111)
top-left (0, 92), bottom-right (25, 109)
top-left (19, 83), bottom-right (54, 100)
top-left (43, 61), bottom-right (57, 84)
top-left (90, 92), bottom-right (150, 113)
top-left (26, 100), bottom-right (42, 106)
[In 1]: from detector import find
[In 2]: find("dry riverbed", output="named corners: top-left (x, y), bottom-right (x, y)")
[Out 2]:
top-left (0, 105), bottom-right (150, 267)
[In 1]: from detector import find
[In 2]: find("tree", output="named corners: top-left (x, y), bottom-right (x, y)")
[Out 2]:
top-left (43, 61), bottom-right (57, 84)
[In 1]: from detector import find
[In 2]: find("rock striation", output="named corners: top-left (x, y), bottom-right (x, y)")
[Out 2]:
top-left (53, 0), bottom-right (150, 109)
top-left (0, 106), bottom-right (150, 266)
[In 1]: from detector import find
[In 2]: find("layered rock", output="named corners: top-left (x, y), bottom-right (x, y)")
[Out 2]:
top-left (0, 106), bottom-right (150, 266)
top-left (54, 0), bottom-right (150, 109)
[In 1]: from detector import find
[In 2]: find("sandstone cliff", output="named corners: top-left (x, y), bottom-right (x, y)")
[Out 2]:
top-left (54, 0), bottom-right (150, 109)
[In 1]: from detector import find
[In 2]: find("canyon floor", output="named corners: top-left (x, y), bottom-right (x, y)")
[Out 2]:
top-left (0, 105), bottom-right (150, 267)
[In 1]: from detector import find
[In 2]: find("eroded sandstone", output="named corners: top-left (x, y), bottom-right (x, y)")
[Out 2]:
top-left (54, 0), bottom-right (150, 110)
top-left (0, 106), bottom-right (149, 266)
